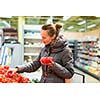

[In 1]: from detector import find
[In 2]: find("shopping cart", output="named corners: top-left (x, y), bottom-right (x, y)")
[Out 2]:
top-left (65, 72), bottom-right (85, 83)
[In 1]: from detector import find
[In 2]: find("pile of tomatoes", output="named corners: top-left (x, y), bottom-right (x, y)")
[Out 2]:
top-left (0, 65), bottom-right (30, 83)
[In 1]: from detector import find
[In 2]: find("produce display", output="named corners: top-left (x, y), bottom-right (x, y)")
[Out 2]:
top-left (0, 65), bottom-right (30, 83)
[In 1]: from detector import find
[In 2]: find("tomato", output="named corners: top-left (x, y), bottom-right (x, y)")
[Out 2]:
top-left (16, 75), bottom-right (22, 82)
top-left (0, 69), bottom-right (6, 74)
top-left (6, 70), bottom-right (16, 78)
top-left (40, 57), bottom-right (53, 64)
top-left (4, 65), bottom-right (10, 70)
top-left (0, 77), bottom-right (2, 82)
top-left (21, 77), bottom-right (30, 83)
top-left (44, 57), bottom-right (50, 63)
top-left (0, 65), bottom-right (30, 83)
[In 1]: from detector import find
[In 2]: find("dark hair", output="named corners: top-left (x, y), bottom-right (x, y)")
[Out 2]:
top-left (41, 23), bottom-right (62, 38)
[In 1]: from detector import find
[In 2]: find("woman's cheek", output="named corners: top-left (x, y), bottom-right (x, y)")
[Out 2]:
top-left (44, 40), bottom-right (49, 44)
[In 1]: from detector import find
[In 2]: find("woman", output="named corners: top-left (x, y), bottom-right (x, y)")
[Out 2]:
top-left (15, 23), bottom-right (74, 83)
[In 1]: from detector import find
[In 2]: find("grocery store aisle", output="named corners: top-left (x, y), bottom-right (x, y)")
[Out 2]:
top-left (73, 67), bottom-right (100, 83)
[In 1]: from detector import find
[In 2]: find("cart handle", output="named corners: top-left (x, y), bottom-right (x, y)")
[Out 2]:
top-left (74, 72), bottom-right (85, 83)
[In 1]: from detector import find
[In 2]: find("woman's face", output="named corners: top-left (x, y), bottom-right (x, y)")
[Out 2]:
top-left (41, 30), bottom-right (55, 45)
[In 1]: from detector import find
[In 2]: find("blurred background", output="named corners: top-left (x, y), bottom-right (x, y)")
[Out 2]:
top-left (0, 16), bottom-right (100, 32)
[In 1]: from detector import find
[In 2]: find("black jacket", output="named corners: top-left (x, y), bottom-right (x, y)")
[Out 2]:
top-left (17, 35), bottom-right (74, 83)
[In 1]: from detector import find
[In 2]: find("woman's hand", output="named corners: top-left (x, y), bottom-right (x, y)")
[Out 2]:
top-left (40, 57), bottom-right (54, 66)
top-left (10, 68), bottom-right (18, 72)
top-left (6, 68), bottom-right (18, 74)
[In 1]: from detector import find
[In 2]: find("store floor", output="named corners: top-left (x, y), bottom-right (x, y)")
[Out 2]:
top-left (73, 67), bottom-right (100, 83)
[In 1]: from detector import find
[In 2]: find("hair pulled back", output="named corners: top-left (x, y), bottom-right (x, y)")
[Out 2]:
top-left (42, 23), bottom-right (62, 38)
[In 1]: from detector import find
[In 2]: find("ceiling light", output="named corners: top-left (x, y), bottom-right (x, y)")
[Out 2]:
top-left (87, 24), bottom-right (96, 28)
top-left (95, 16), bottom-right (100, 17)
top-left (79, 28), bottom-right (85, 32)
top-left (46, 16), bottom-right (53, 24)
top-left (0, 16), bottom-right (12, 18)
top-left (78, 18), bottom-right (83, 20)
top-left (63, 16), bottom-right (71, 21)
top-left (67, 26), bottom-right (74, 29)
top-left (77, 20), bottom-right (86, 25)
top-left (0, 20), bottom-right (11, 28)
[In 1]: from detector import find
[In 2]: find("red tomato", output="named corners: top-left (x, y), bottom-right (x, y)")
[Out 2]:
top-left (44, 57), bottom-right (50, 63)
top-left (0, 65), bottom-right (30, 83)
top-left (40, 57), bottom-right (44, 63)
top-left (0, 77), bottom-right (2, 82)
top-left (0, 69), bottom-right (6, 74)
top-left (40, 57), bottom-right (53, 64)
top-left (4, 65), bottom-right (10, 70)
top-left (16, 75), bottom-right (22, 82)
top-left (6, 70), bottom-right (15, 78)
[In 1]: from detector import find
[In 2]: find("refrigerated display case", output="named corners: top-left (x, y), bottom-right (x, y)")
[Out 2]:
top-left (0, 43), bottom-right (23, 68)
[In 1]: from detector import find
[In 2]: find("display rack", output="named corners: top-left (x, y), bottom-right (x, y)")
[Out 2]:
top-left (68, 40), bottom-right (76, 65)
top-left (2, 28), bottom-right (18, 44)
top-left (0, 43), bottom-right (23, 68)
top-left (23, 25), bottom-right (43, 64)
top-left (74, 39), bottom-right (100, 81)
top-left (0, 28), bottom-right (18, 63)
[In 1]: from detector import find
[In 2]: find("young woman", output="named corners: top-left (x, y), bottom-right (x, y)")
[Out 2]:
top-left (15, 23), bottom-right (74, 83)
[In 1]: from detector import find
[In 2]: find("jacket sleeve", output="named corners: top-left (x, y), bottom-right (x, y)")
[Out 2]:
top-left (50, 48), bottom-right (74, 79)
top-left (16, 53), bottom-right (41, 73)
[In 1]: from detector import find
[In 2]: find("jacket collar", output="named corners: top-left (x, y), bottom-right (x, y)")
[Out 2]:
top-left (45, 35), bottom-right (68, 53)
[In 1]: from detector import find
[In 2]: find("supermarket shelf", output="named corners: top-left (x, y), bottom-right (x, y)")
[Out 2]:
top-left (23, 25), bottom-right (43, 62)
top-left (75, 65), bottom-right (100, 81)
top-left (24, 53), bottom-right (39, 56)
top-left (24, 36), bottom-right (42, 39)
top-left (24, 45), bottom-right (43, 48)
top-left (74, 39), bottom-right (100, 81)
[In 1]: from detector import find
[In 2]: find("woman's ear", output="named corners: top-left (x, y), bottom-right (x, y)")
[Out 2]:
top-left (52, 34), bottom-right (56, 40)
